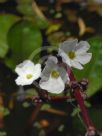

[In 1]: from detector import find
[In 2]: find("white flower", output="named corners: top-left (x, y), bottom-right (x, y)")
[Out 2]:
top-left (15, 60), bottom-right (41, 86)
top-left (58, 39), bottom-right (92, 70)
top-left (39, 56), bottom-right (69, 94)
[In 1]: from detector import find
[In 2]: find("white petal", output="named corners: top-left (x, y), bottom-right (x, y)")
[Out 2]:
top-left (32, 64), bottom-right (41, 80)
top-left (40, 76), bottom-right (65, 94)
top-left (46, 56), bottom-right (58, 65)
top-left (76, 53), bottom-right (92, 65)
top-left (75, 41), bottom-right (90, 54)
top-left (59, 39), bottom-right (78, 53)
top-left (71, 60), bottom-right (83, 70)
top-left (15, 60), bottom-right (35, 76)
top-left (58, 49), bottom-right (71, 66)
top-left (15, 76), bottom-right (34, 86)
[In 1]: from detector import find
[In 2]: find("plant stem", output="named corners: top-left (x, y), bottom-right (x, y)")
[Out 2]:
top-left (49, 96), bottom-right (75, 101)
top-left (28, 103), bottom-right (42, 127)
top-left (67, 67), bottom-right (94, 129)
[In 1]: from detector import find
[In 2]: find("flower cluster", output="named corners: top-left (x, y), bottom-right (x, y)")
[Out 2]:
top-left (15, 39), bottom-right (92, 94)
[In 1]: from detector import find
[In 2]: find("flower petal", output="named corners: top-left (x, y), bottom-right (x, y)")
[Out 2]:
top-left (15, 76), bottom-right (34, 86)
top-left (76, 53), bottom-right (92, 64)
top-left (58, 49), bottom-right (71, 66)
top-left (15, 60), bottom-right (35, 76)
top-left (75, 41), bottom-right (90, 54)
top-left (59, 39), bottom-right (78, 53)
top-left (41, 56), bottom-right (58, 80)
top-left (40, 76), bottom-right (65, 94)
top-left (57, 66), bottom-right (69, 83)
top-left (32, 64), bottom-right (41, 80)
top-left (71, 60), bottom-right (83, 70)
top-left (45, 56), bottom-right (58, 65)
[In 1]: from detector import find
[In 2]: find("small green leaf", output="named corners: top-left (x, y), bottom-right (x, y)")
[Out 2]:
top-left (26, 88), bottom-right (38, 97)
top-left (41, 104), bottom-right (51, 111)
top-left (0, 14), bottom-right (19, 58)
top-left (58, 124), bottom-right (65, 132)
top-left (33, 122), bottom-right (41, 128)
top-left (22, 102), bottom-right (30, 108)
top-left (71, 107), bottom-right (80, 117)
top-left (16, 0), bottom-right (33, 15)
top-left (84, 101), bottom-right (91, 108)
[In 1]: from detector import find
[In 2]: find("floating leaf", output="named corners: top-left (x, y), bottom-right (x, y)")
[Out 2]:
top-left (6, 20), bottom-right (42, 69)
top-left (0, 14), bottom-right (19, 58)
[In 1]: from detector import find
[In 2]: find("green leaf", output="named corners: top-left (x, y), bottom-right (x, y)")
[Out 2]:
top-left (35, 16), bottom-right (48, 29)
top-left (6, 20), bottom-right (42, 69)
top-left (84, 101), bottom-right (91, 108)
top-left (16, 0), bottom-right (33, 16)
top-left (0, 14), bottom-right (19, 58)
top-left (74, 37), bottom-right (102, 97)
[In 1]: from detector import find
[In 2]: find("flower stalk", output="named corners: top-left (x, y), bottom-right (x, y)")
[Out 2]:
top-left (67, 67), bottom-right (96, 132)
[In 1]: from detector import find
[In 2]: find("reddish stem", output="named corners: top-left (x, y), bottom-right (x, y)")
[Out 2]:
top-left (67, 67), bottom-right (94, 129)
top-left (49, 96), bottom-right (74, 101)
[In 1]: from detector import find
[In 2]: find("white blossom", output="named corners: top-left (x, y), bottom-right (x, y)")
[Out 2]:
top-left (58, 39), bottom-right (92, 70)
top-left (39, 56), bottom-right (69, 94)
top-left (15, 60), bottom-right (41, 86)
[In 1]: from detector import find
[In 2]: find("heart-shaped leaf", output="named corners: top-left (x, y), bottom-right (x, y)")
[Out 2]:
top-left (6, 20), bottom-right (42, 69)
top-left (0, 14), bottom-right (19, 58)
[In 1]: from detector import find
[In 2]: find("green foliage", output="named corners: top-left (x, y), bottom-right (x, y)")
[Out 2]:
top-left (6, 20), bottom-right (42, 69)
top-left (16, 0), bottom-right (33, 16)
top-left (71, 107), bottom-right (80, 117)
top-left (74, 37), bottom-right (102, 97)
top-left (72, 106), bottom-right (102, 135)
top-left (0, 14), bottom-right (19, 58)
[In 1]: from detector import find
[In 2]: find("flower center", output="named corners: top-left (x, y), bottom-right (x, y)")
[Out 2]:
top-left (51, 70), bottom-right (60, 79)
top-left (26, 74), bottom-right (33, 79)
top-left (68, 51), bottom-right (75, 59)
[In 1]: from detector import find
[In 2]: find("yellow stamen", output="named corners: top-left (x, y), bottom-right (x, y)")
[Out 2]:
top-left (51, 70), bottom-right (60, 79)
top-left (68, 51), bottom-right (75, 59)
top-left (26, 74), bottom-right (33, 79)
